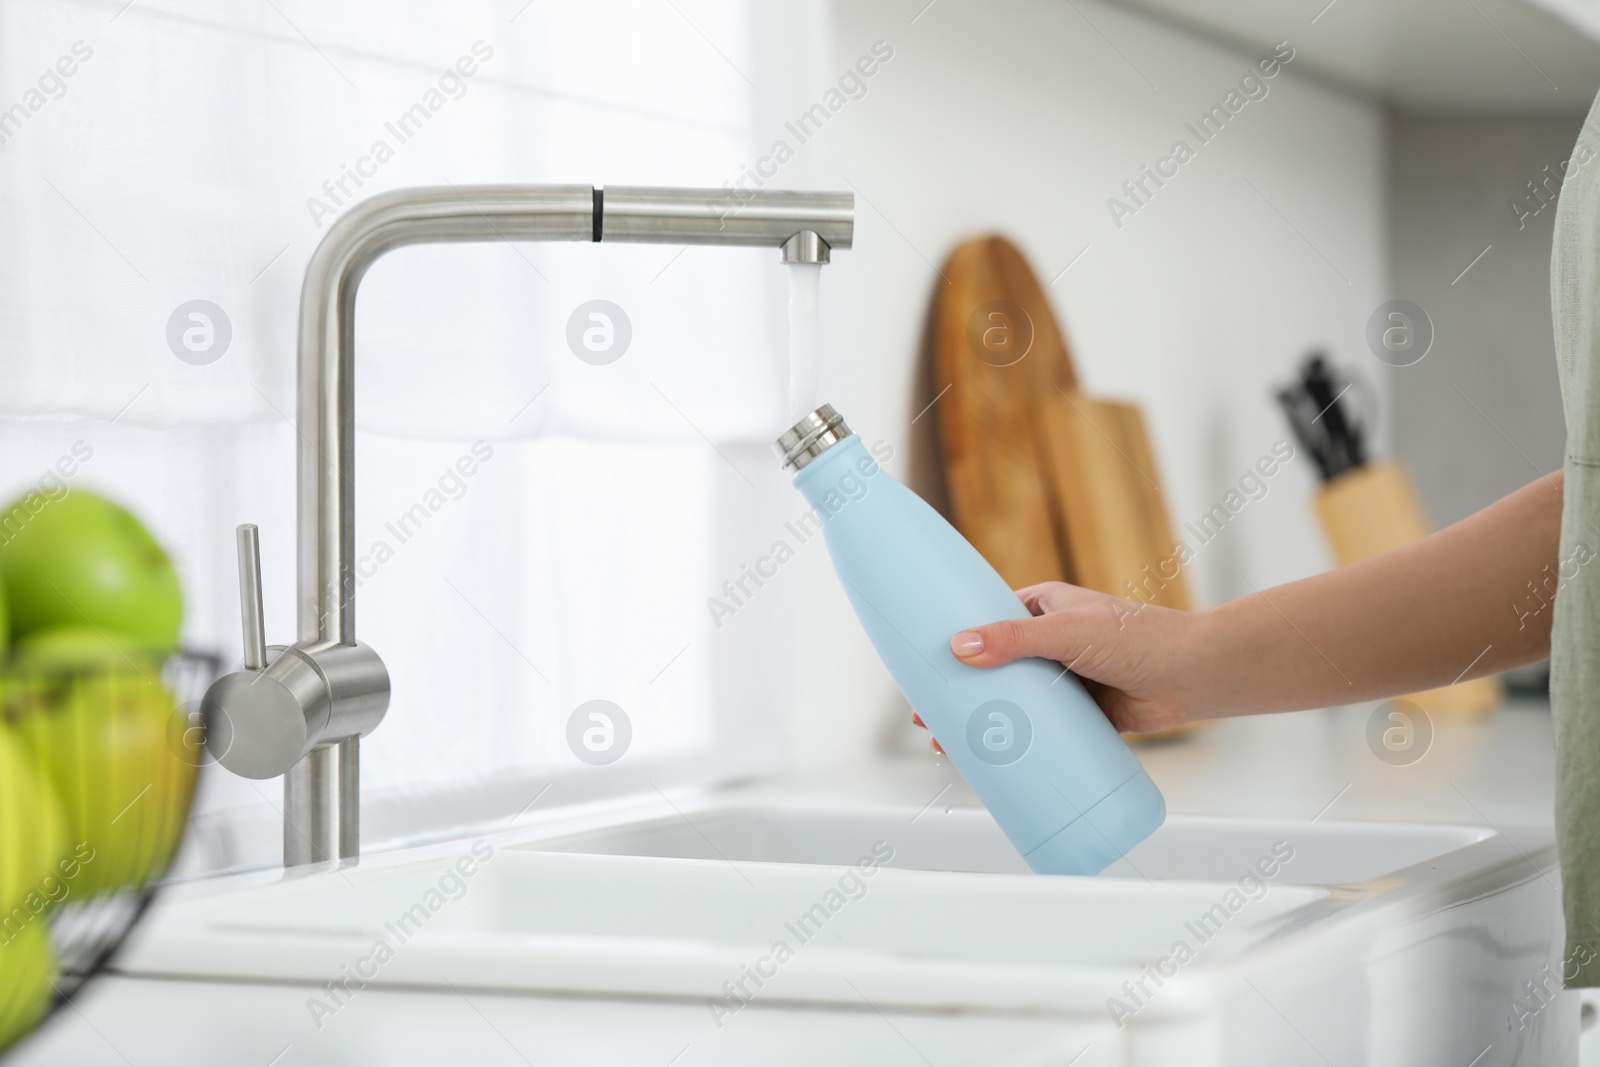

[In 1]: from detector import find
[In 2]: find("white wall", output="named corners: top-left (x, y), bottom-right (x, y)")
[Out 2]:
top-left (1390, 117), bottom-right (1577, 528)
top-left (776, 0), bottom-right (1390, 768)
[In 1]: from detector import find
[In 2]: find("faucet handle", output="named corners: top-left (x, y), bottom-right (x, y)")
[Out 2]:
top-left (202, 523), bottom-right (389, 781)
top-left (236, 523), bottom-right (268, 670)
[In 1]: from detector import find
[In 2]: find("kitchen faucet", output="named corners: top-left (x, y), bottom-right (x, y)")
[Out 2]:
top-left (201, 184), bottom-right (855, 867)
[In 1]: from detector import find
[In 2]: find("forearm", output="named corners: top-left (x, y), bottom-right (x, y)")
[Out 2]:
top-left (1194, 471), bottom-right (1564, 717)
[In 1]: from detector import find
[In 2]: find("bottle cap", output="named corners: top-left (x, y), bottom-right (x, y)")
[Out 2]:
top-left (773, 404), bottom-right (852, 471)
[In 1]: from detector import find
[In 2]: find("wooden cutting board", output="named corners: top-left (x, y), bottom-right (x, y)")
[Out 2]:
top-left (1038, 391), bottom-right (1189, 609)
top-left (932, 234), bottom-right (1191, 611)
top-left (930, 236), bottom-right (1077, 590)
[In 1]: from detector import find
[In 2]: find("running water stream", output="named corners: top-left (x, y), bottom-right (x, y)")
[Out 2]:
top-left (785, 262), bottom-right (823, 421)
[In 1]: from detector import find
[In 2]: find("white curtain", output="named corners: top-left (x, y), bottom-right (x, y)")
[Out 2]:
top-left (0, 0), bottom-right (832, 870)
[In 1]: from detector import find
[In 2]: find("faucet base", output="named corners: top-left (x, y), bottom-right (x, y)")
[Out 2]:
top-left (284, 738), bottom-right (359, 865)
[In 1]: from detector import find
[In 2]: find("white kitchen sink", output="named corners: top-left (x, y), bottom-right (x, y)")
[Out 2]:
top-left (524, 800), bottom-right (1495, 884)
top-left (116, 796), bottom-right (1570, 1066)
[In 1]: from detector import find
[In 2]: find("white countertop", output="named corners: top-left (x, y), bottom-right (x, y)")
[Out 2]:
top-left (9, 698), bottom-right (1565, 1067)
top-left (757, 697), bottom-right (1557, 830)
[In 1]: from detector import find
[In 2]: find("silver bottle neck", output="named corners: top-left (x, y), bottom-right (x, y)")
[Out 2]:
top-left (774, 404), bottom-right (852, 471)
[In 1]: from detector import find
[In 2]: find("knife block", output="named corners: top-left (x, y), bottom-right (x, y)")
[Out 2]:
top-left (1314, 462), bottom-right (1502, 716)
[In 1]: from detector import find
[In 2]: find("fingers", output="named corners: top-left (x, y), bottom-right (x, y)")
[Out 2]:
top-left (951, 610), bottom-right (1092, 670)
top-left (1013, 581), bottom-right (1095, 616)
top-left (1013, 581), bottom-right (1068, 615)
top-left (910, 712), bottom-right (944, 754)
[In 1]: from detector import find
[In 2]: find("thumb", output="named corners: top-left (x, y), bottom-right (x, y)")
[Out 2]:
top-left (951, 611), bottom-right (1095, 670)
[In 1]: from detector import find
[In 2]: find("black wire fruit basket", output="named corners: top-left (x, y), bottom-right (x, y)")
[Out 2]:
top-left (0, 646), bottom-right (217, 1056)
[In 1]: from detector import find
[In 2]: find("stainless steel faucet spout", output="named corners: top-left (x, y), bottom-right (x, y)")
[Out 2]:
top-left (203, 183), bottom-right (855, 867)
top-left (597, 186), bottom-right (852, 255)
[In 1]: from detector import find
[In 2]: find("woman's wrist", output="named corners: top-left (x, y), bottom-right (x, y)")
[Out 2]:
top-left (1168, 601), bottom-right (1244, 722)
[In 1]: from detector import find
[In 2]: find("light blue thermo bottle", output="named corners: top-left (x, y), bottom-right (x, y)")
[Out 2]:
top-left (774, 405), bottom-right (1165, 875)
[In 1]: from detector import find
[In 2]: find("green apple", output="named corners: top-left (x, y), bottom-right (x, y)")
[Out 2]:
top-left (0, 727), bottom-right (67, 915)
top-left (0, 922), bottom-right (58, 1053)
top-left (0, 489), bottom-right (182, 651)
top-left (11, 627), bottom-right (165, 672)
top-left (7, 628), bottom-right (198, 898)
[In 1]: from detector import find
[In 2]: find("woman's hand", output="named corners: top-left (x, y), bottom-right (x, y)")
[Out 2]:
top-left (912, 581), bottom-right (1212, 752)
top-left (913, 471), bottom-right (1565, 755)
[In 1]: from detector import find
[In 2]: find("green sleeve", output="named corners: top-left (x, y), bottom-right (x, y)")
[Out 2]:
top-left (1549, 91), bottom-right (1600, 987)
